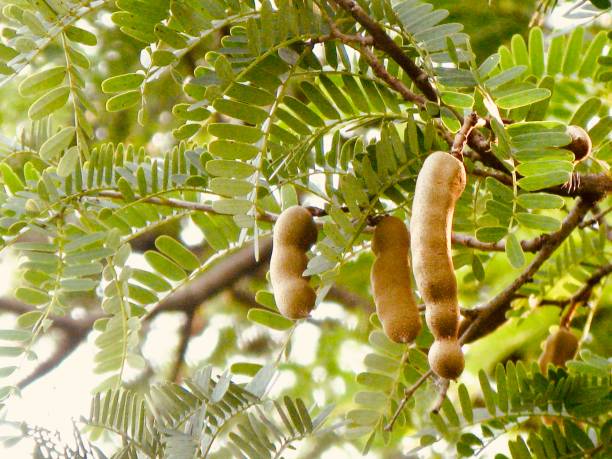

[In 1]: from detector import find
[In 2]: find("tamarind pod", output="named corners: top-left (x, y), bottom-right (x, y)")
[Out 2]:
top-left (428, 338), bottom-right (465, 380)
top-left (411, 151), bottom-right (466, 379)
top-left (370, 216), bottom-right (421, 343)
top-left (411, 151), bottom-right (466, 338)
top-left (271, 276), bottom-right (317, 320)
top-left (270, 206), bottom-right (318, 319)
top-left (425, 302), bottom-right (459, 338)
top-left (565, 125), bottom-right (592, 162)
top-left (272, 206), bottom-right (318, 249)
top-left (538, 327), bottom-right (579, 373)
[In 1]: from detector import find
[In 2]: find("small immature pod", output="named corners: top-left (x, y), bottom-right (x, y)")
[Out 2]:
top-left (270, 206), bottom-right (318, 319)
top-left (565, 125), bottom-right (592, 162)
top-left (411, 151), bottom-right (466, 379)
top-left (370, 216), bottom-right (421, 343)
top-left (538, 327), bottom-right (579, 373)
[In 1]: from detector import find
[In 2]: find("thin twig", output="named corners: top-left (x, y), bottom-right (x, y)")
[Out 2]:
top-left (384, 369), bottom-right (433, 431)
top-left (93, 190), bottom-right (278, 223)
top-left (451, 232), bottom-right (547, 253)
top-left (512, 263), bottom-right (612, 310)
top-left (431, 378), bottom-right (450, 414)
top-left (560, 263), bottom-right (612, 328)
top-left (579, 205), bottom-right (612, 228)
top-left (451, 112), bottom-right (480, 161)
top-left (469, 166), bottom-right (513, 186)
top-left (169, 306), bottom-right (197, 383)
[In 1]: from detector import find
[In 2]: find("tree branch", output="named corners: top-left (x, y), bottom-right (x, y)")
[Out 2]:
top-left (324, 2), bottom-right (612, 198)
top-left (316, 14), bottom-right (427, 105)
top-left (170, 306), bottom-right (197, 383)
top-left (95, 189), bottom-right (562, 255)
top-left (469, 162), bottom-right (612, 198)
top-left (146, 237), bottom-right (273, 320)
top-left (384, 369), bottom-right (432, 432)
top-left (451, 232), bottom-right (547, 253)
top-left (560, 263), bottom-right (612, 328)
top-left (358, 43), bottom-right (426, 105)
top-left (0, 299), bottom-right (99, 389)
top-left (17, 329), bottom-right (88, 390)
top-left (93, 190), bottom-right (278, 223)
top-left (431, 378), bottom-right (450, 414)
top-left (461, 196), bottom-right (600, 344)
top-left (331, 0), bottom-right (437, 101)
top-left (452, 112), bottom-right (480, 161)
top-left (0, 298), bottom-right (101, 332)
top-left (579, 205), bottom-right (612, 228)
top-left (327, 285), bottom-right (373, 312)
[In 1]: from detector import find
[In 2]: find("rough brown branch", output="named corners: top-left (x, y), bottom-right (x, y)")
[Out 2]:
top-left (466, 130), bottom-right (509, 172)
top-left (511, 263), bottom-right (612, 309)
top-left (331, 0), bottom-right (437, 101)
top-left (461, 196), bottom-right (600, 344)
top-left (546, 173), bottom-right (612, 198)
top-left (324, 3), bottom-right (612, 198)
top-left (469, 162), bottom-right (612, 198)
top-left (146, 237), bottom-right (273, 320)
top-left (359, 44), bottom-right (426, 105)
top-left (0, 299), bottom-right (102, 388)
top-left (318, 17), bottom-right (426, 105)
top-left (468, 165), bottom-right (513, 186)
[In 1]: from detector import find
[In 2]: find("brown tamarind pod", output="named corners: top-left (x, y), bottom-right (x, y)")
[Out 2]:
top-left (370, 216), bottom-right (421, 343)
top-left (538, 327), bottom-right (579, 373)
top-left (565, 125), bottom-right (592, 162)
top-left (411, 151), bottom-right (466, 379)
top-left (270, 206), bottom-right (318, 319)
top-left (428, 339), bottom-right (465, 380)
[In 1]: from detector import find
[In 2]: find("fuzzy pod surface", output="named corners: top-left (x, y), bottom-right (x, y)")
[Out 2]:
top-left (411, 151), bottom-right (466, 379)
top-left (565, 125), bottom-right (592, 162)
top-left (370, 216), bottom-right (421, 343)
top-left (270, 206), bottom-right (318, 319)
top-left (428, 339), bottom-right (465, 380)
top-left (538, 327), bottom-right (579, 373)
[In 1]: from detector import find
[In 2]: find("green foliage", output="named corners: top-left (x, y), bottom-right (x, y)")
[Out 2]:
top-left (7, 364), bottom-right (334, 458)
top-left (0, 0), bottom-right (610, 457)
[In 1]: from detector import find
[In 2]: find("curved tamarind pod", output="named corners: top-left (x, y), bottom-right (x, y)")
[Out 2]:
top-left (370, 216), bottom-right (421, 343)
top-left (565, 125), bottom-right (592, 162)
top-left (538, 327), bottom-right (579, 373)
top-left (411, 151), bottom-right (466, 379)
top-left (270, 206), bottom-right (318, 319)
